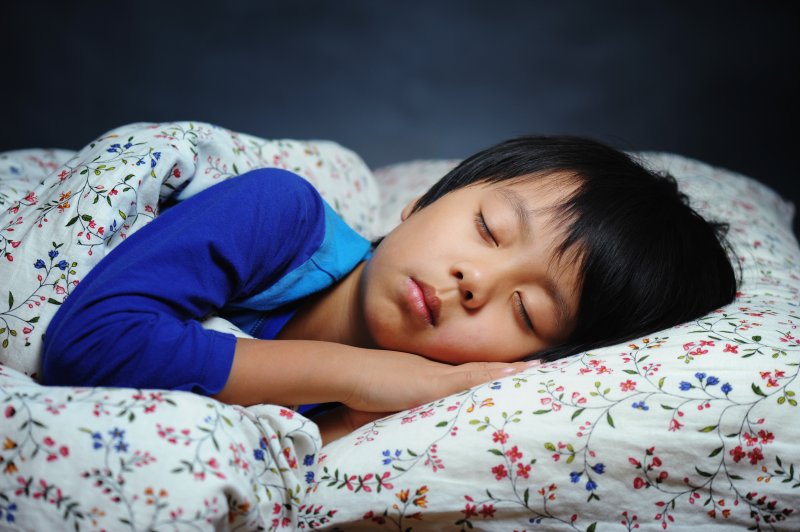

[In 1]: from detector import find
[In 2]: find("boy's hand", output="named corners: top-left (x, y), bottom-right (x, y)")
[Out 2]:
top-left (341, 351), bottom-right (533, 412)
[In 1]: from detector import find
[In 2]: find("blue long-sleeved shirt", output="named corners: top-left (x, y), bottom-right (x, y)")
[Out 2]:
top-left (42, 168), bottom-right (371, 394)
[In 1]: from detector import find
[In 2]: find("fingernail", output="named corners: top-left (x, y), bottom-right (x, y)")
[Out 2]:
top-left (500, 367), bottom-right (517, 374)
top-left (525, 359), bottom-right (542, 367)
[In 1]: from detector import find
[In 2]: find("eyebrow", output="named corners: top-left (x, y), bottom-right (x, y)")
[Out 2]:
top-left (497, 188), bottom-right (572, 333)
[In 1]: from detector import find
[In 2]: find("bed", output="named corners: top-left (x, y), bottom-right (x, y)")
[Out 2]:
top-left (1, 122), bottom-right (797, 530)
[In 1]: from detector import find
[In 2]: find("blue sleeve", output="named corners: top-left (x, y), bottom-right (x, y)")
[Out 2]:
top-left (42, 168), bottom-right (327, 394)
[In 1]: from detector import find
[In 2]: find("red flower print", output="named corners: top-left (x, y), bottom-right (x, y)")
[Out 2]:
top-left (747, 447), bottom-right (764, 465)
top-left (462, 503), bottom-right (478, 518)
top-left (279, 409), bottom-right (294, 419)
top-left (757, 430), bottom-right (774, 445)
top-left (505, 446), bottom-right (523, 463)
top-left (724, 343), bottom-right (738, 354)
top-left (479, 504), bottom-right (496, 518)
top-left (633, 477), bottom-right (647, 489)
top-left (492, 430), bottom-right (509, 444)
top-left (729, 446), bottom-right (746, 463)
top-left (620, 379), bottom-right (637, 392)
top-left (491, 464), bottom-right (508, 480)
top-left (516, 463), bottom-right (532, 479)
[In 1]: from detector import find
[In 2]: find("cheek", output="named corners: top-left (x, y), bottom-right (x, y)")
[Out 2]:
top-left (426, 322), bottom-right (531, 364)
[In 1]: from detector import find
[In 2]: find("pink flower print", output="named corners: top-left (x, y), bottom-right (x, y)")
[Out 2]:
top-left (279, 409), bottom-right (294, 419)
top-left (699, 340), bottom-right (715, 347)
top-left (668, 419), bottom-right (684, 432)
top-left (491, 464), bottom-right (508, 480)
top-left (724, 343), bottom-right (738, 354)
top-left (516, 463), bottom-right (532, 479)
top-left (492, 430), bottom-right (509, 444)
top-left (620, 379), bottom-right (637, 392)
top-left (743, 433), bottom-right (759, 447)
top-left (682, 342), bottom-right (695, 351)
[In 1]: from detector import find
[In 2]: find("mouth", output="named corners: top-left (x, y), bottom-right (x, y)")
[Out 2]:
top-left (407, 277), bottom-right (441, 326)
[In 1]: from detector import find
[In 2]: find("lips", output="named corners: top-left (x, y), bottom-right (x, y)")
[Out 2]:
top-left (407, 277), bottom-right (441, 326)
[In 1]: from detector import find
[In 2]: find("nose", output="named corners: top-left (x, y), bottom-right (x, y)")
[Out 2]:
top-left (451, 262), bottom-right (489, 309)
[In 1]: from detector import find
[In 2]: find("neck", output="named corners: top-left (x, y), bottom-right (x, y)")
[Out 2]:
top-left (276, 261), bottom-right (373, 347)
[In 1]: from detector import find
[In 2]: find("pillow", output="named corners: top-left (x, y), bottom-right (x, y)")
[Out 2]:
top-left (305, 156), bottom-right (800, 530)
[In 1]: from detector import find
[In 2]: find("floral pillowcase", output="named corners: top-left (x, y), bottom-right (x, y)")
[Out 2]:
top-left (306, 155), bottom-right (800, 530)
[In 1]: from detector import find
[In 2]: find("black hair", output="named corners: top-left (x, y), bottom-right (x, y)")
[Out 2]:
top-left (411, 136), bottom-right (738, 362)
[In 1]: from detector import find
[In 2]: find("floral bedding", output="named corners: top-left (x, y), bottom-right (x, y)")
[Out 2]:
top-left (1, 122), bottom-right (799, 530)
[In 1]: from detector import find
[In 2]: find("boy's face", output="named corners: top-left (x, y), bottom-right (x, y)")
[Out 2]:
top-left (361, 177), bottom-right (581, 363)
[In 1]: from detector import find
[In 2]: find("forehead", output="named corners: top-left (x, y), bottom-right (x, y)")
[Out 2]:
top-left (478, 172), bottom-right (581, 221)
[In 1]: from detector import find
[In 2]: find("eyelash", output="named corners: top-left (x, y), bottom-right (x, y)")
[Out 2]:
top-left (475, 212), bottom-right (498, 245)
top-left (515, 293), bottom-right (535, 332)
top-left (474, 212), bottom-right (532, 332)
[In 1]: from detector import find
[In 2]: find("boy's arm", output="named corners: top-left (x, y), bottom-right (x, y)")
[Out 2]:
top-left (42, 169), bottom-right (334, 393)
top-left (215, 337), bottom-right (531, 416)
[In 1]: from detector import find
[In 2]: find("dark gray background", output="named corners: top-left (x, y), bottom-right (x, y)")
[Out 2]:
top-left (3, 1), bottom-right (798, 234)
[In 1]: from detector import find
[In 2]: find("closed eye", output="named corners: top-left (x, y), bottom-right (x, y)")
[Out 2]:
top-left (474, 212), bottom-right (498, 246)
top-left (514, 292), bottom-right (535, 333)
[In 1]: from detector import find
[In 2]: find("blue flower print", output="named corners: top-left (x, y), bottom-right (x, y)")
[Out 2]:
top-left (592, 463), bottom-right (605, 474)
top-left (721, 383), bottom-right (733, 394)
top-left (107, 143), bottom-right (121, 153)
top-left (114, 440), bottom-right (129, 453)
top-left (48, 249), bottom-right (58, 259)
top-left (34, 259), bottom-right (46, 269)
top-left (305, 471), bottom-right (315, 484)
top-left (695, 372), bottom-right (706, 381)
top-left (382, 449), bottom-right (401, 465)
top-left (632, 401), bottom-right (649, 411)
top-left (124, 142), bottom-right (133, 149)
top-left (569, 471), bottom-right (581, 483)
top-left (679, 381), bottom-right (692, 391)
top-left (585, 480), bottom-right (598, 491)
top-left (303, 454), bottom-right (315, 466)
top-left (1, 502), bottom-right (17, 523)
top-left (253, 449), bottom-right (265, 461)
top-left (150, 151), bottom-right (161, 168)
top-left (57, 260), bottom-right (69, 270)
top-left (706, 376), bottom-right (720, 386)
top-left (109, 428), bottom-right (125, 439)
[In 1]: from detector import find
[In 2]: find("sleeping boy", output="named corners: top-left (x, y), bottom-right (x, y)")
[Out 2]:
top-left (41, 136), bottom-right (737, 443)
